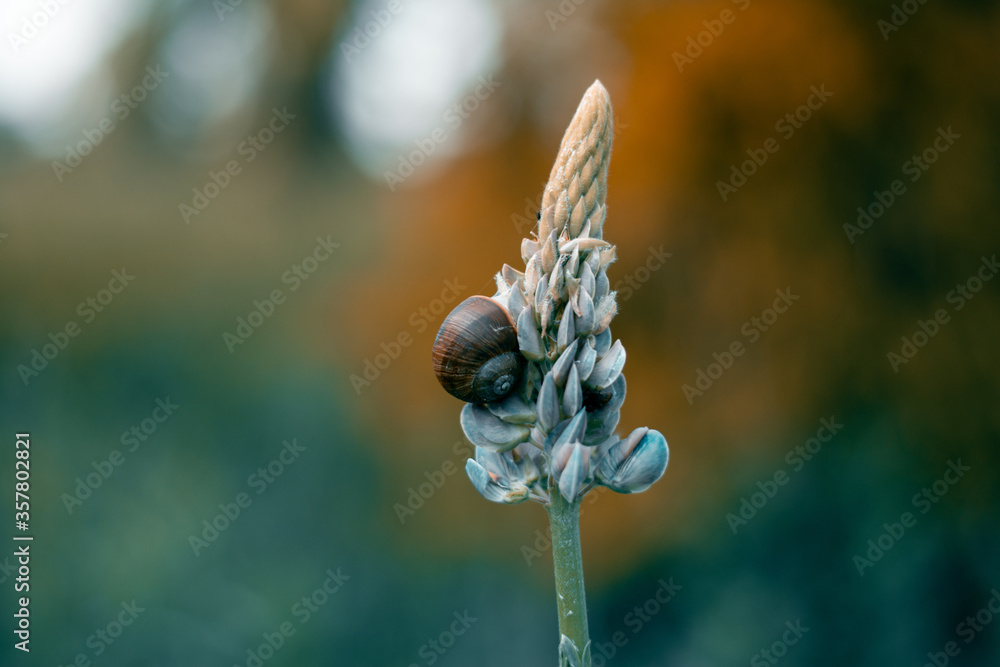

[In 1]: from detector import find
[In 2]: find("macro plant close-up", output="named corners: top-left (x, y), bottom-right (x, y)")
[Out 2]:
top-left (432, 81), bottom-right (668, 664)
top-left (1, 0), bottom-right (999, 665)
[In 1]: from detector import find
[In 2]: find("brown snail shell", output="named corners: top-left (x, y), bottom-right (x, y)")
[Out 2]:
top-left (432, 296), bottom-right (526, 404)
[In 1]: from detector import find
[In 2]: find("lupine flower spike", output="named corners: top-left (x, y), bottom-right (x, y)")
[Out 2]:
top-left (432, 80), bottom-right (669, 666)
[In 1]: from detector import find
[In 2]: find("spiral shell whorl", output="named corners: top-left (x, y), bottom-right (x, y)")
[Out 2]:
top-left (432, 296), bottom-right (526, 404)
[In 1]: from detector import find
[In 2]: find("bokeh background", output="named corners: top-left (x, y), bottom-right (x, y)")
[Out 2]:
top-left (2, 0), bottom-right (999, 665)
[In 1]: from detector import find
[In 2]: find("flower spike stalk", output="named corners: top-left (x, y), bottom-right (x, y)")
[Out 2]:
top-left (435, 80), bottom-right (669, 666)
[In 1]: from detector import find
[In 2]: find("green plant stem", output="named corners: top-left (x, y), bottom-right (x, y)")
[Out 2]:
top-left (547, 489), bottom-right (590, 654)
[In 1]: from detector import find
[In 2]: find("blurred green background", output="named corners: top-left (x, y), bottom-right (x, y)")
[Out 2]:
top-left (1, 0), bottom-right (999, 665)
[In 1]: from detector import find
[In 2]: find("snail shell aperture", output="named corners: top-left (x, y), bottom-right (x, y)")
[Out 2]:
top-left (432, 296), bottom-right (526, 404)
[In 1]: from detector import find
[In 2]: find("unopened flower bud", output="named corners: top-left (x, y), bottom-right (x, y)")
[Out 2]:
top-left (466, 459), bottom-right (530, 504)
top-left (596, 428), bottom-right (669, 494)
